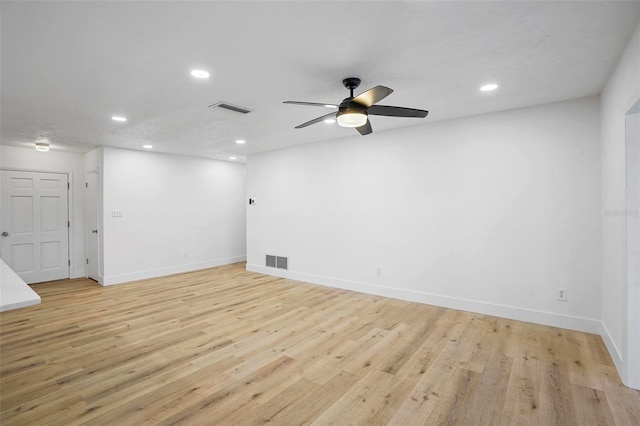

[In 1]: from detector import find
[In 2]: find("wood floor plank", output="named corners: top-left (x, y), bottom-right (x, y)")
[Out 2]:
top-left (310, 368), bottom-right (395, 425)
top-left (538, 359), bottom-right (578, 424)
top-left (598, 364), bottom-right (640, 426)
top-left (465, 351), bottom-right (513, 424)
top-left (500, 348), bottom-right (542, 425)
top-left (1, 262), bottom-right (638, 425)
top-left (570, 383), bottom-right (616, 426)
top-left (426, 367), bottom-right (482, 425)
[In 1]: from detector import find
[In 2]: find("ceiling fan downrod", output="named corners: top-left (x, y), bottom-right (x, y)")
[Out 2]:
top-left (342, 77), bottom-right (361, 99)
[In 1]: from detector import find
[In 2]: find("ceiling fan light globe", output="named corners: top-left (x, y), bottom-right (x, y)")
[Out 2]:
top-left (337, 111), bottom-right (367, 128)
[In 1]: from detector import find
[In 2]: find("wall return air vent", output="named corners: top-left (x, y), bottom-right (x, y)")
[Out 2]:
top-left (266, 255), bottom-right (288, 270)
top-left (208, 101), bottom-right (252, 114)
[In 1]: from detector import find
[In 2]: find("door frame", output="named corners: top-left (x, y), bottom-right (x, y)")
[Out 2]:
top-left (0, 167), bottom-right (74, 281)
top-left (626, 101), bottom-right (640, 389)
top-left (85, 168), bottom-right (101, 283)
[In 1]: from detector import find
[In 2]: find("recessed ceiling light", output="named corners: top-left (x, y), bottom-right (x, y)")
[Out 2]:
top-left (324, 118), bottom-right (336, 124)
top-left (190, 69), bottom-right (210, 79)
top-left (324, 105), bottom-right (337, 108)
top-left (480, 83), bottom-right (498, 92)
top-left (229, 156), bottom-right (237, 160)
top-left (143, 145), bottom-right (153, 149)
top-left (112, 116), bottom-right (127, 122)
top-left (235, 139), bottom-right (246, 144)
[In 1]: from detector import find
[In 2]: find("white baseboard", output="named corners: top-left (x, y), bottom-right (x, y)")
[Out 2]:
top-left (102, 255), bottom-right (246, 286)
top-left (599, 320), bottom-right (627, 379)
top-left (246, 264), bottom-right (602, 335)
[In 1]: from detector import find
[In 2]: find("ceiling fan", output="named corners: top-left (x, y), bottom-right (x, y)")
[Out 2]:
top-left (284, 77), bottom-right (429, 135)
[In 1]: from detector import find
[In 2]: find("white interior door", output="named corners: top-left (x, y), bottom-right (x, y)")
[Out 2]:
top-left (0, 170), bottom-right (70, 284)
top-left (86, 170), bottom-right (100, 281)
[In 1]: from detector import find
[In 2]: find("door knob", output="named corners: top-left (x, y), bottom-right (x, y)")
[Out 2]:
top-left (91, 229), bottom-right (98, 234)
top-left (1, 231), bottom-right (8, 237)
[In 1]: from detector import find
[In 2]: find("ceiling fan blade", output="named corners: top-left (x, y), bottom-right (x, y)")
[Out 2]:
top-left (284, 101), bottom-right (338, 108)
top-left (356, 120), bottom-right (372, 135)
top-left (367, 105), bottom-right (429, 118)
top-left (294, 112), bottom-right (337, 129)
top-left (352, 86), bottom-right (393, 107)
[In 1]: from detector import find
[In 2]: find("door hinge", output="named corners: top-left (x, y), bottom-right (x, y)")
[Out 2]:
top-left (68, 182), bottom-right (70, 190)
top-left (86, 182), bottom-right (88, 188)
top-left (68, 220), bottom-right (70, 228)
top-left (68, 259), bottom-right (71, 266)
top-left (86, 258), bottom-right (89, 265)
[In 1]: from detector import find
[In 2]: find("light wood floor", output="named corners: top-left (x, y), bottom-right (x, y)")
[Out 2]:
top-left (1, 263), bottom-right (639, 425)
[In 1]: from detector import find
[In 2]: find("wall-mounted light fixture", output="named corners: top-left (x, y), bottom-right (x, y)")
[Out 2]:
top-left (35, 142), bottom-right (50, 152)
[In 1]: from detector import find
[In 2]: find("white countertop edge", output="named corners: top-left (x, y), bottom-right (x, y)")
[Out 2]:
top-left (0, 259), bottom-right (41, 312)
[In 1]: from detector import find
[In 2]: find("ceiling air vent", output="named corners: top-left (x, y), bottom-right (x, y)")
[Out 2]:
top-left (208, 101), bottom-right (252, 114)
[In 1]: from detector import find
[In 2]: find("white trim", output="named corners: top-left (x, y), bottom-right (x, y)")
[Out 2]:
top-left (85, 168), bottom-right (101, 282)
top-left (102, 255), bottom-right (247, 286)
top-left (247, 264), bottom-right (602, 334)
top-left (625, 102), bottom-right (640, 390)
top-left (72, 267), bottom-right (86, 279)
top-left (600, 320), bottom-right (624, 371)
top-left (0, 166), bottom-right (73, 175)
top-left (66, 171), bottom-right (74, 279)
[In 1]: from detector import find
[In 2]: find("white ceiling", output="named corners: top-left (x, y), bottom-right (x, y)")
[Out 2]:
top-left (1, 1), bottom-right (639, 162)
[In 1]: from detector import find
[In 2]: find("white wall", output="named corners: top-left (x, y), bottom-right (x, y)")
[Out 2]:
top-left (101, 147), bottom-right (246, 285)
top-left (1, 145), bottom-right (247, 287)
top-left (0, 145), bottom-right (86, 278)
top-left (600, 20), bottom-right (640, 388)
top-left (247, 96), bottom-right (602, 333)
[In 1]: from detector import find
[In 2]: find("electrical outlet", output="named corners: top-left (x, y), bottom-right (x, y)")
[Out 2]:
top-left (557, 288), bottom-right (568, 302)
top-left (376, 267), bottom-right (382, 277)
top-left (111, 209), bottom-right (123, 217)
